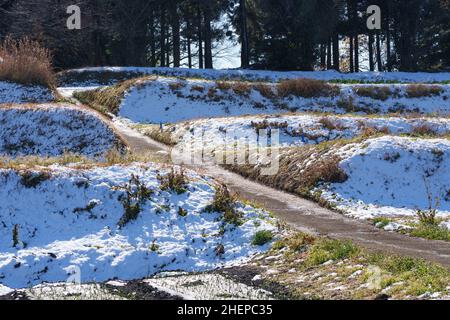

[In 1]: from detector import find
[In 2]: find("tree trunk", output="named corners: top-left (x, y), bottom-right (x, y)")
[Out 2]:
top-left (376, 31), bottom-right (383, 71)
top-left (203, 5), bottom-right (213, 69)
top-left (368, 32), bottom-right (375, 71)
top-left (240, 0), bottom-right (249, 69)
top-left (169, 0), bottom-right (180, 68)
top-left (320, 43), bottom-right (326, 70)
top-left (160, 4), bottom-right (167, 67)
top-left (354, 34), bottom-right (359, 72)
top-left (187, 19), bottom-right (192, 69)
top-left (326, 38), bottom-right (332, 69)
top-left (385, 2), bottom-right (392, 71)
top-left (349, 36), bottom-right (354, 73)
top-left (197, 5), bottom-right (203, 69)
top-left (149, 9), bottom-right (156, 67)
top-left (332, 33), bottom-right (339, 71)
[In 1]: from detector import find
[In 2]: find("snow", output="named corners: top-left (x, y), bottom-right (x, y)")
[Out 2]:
top-left (64, 67), bottom-right (450, 85)
top-left (0, 81), bottom-right (54, 103)
top-left (0, 284), bottom-right (12, 296)
top-left (117, 78), bottom-right (450, 123)
top-left (158, 114), bottom-right (450, 150)
top-left (0, 164), bottom-right (277, 289)
top-left (144, 273), bottom-right (273, 300)
top-left (0, 104), bottom-right (121, 157)
top-left (319, 136), bottom-right (450, 223)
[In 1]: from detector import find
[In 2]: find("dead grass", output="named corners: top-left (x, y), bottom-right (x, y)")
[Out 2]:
top-left (191, 85), bottom-right (205, 93)
top-left (215, 81), bottom-right (233, 91)
top-left (254, 83), bottom-right (276, 99)
top-left (231, 82), bottom-right (252, 97)
top-left (318, 117), bottom-right (347, 131)
top-left (74, 77), bottom-right (156, 115)
top-left (225, 139), bottom-right (351, 204)
top-left (355, 86), bottom-right (392, 101)
top-left (410, 124), bottom-right (438, 137)
top-left (169, 81), bottom-right (186, 92)
top-left (277, 78), bottom-right (339, 98)
top-left (0, 36), bottom-right (55, 88)
top-left (0, 150), bottom-right (164, 171)
top-left (406, 85), bottom-right (444, 98)
top-left (250, 120), bottom-right (288, 131)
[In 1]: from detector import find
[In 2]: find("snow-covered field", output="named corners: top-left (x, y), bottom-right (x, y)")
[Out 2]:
top-left (318, 136), bottom-right (450, 228)
top-left (0, 164), bottom-right (276, 289)
top-left (60, 67), bottom-right (450, 86)
top-left (0, 81), bottom-right (54, 103)
top-left (143, 114), bottom-right (450, 149)
top-left (116, 78), bottom-right (450, 123)
top-left (0, 104), bottom-right (122, 157)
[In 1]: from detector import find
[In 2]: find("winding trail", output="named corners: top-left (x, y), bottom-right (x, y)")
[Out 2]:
top-left (59, 87), bottom-right (450, 267)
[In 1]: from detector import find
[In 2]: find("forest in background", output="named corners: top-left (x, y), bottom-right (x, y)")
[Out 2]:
top-left (0, 0), bottom-right (449, 72)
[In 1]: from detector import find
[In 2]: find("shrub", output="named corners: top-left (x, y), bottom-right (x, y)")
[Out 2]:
top-left (406, 85), bottom-right (443, 98)
top-left (117, 175), bottom-right (153, 227)
top-left (150, 241), bottom-right (160, 252)
top-left (410, 124), bottom-right (437, 137)
top-left (355, 86), bottom-right (392, 101)
top-left (373, 217), bottom-right (391, 229)
top-left (0, 36), bottom-right (55, 88)
top-left (205, 184), bottom-right (242, 226)
top-left (178, 207), bottom-right (188, 217)
top-left (158, 168), bottom-right (188, 194)
top-left (252, 230), bottom-right (274, 246)
top-left (277, 78), bottom-right (338, 98)
top-left (215, 244), bottom-right (225, 257)
top-left (20, 171), bottom-right (51, 188)
top-left (12, 224), bottom-right (20, 248)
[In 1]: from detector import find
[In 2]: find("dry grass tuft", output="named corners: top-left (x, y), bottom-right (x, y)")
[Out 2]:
top-left (254, 83), bottom-right (276, 99)
top-left (74, 77), bottom-right (156, 115)
top-left (0, 36), bottom-right (55, 88)
top-left (411, 124), bottom-right (438, 137)
top-left (406, 85), bottom-right (444, 98)
top-left (355, 86), bottom-right (392, 101)
top-left (232, 82), bottom-right (252, 97)
top-left (169, 81), bottom-right (186, 92)
top-left (318, 117), bottom-right (346, 131)
top-left (277, 78), bottom-right (338, 98)
top-left (215, 81), bottom-right (233, 91)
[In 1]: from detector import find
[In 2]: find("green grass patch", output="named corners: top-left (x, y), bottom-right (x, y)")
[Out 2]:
top-left (410, 224), bottom-right (450, 242)
top-left (252, 230), bottom-right (274, 246)
top-left (306, 238), bottom-right (360, 265)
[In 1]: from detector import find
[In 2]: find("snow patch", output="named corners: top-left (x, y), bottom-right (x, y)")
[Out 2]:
top-left (0, 164), bottom-right (277, 289)
top-left (0, 81), bottom-right (54, 103)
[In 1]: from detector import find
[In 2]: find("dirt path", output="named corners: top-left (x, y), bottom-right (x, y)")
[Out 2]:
top-left (114, 121), bottom-right (450, 267)
top-left (59, 87), bottom-right (450, 266)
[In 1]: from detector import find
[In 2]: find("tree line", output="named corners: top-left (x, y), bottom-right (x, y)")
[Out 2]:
top-left (0, 0), bottom-right (449, 71)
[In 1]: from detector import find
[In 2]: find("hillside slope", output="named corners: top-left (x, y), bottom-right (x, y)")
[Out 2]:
top-left (0, 164), bottom-right (276, 288)
top-left (0, 104), bottom-right (124, 157)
